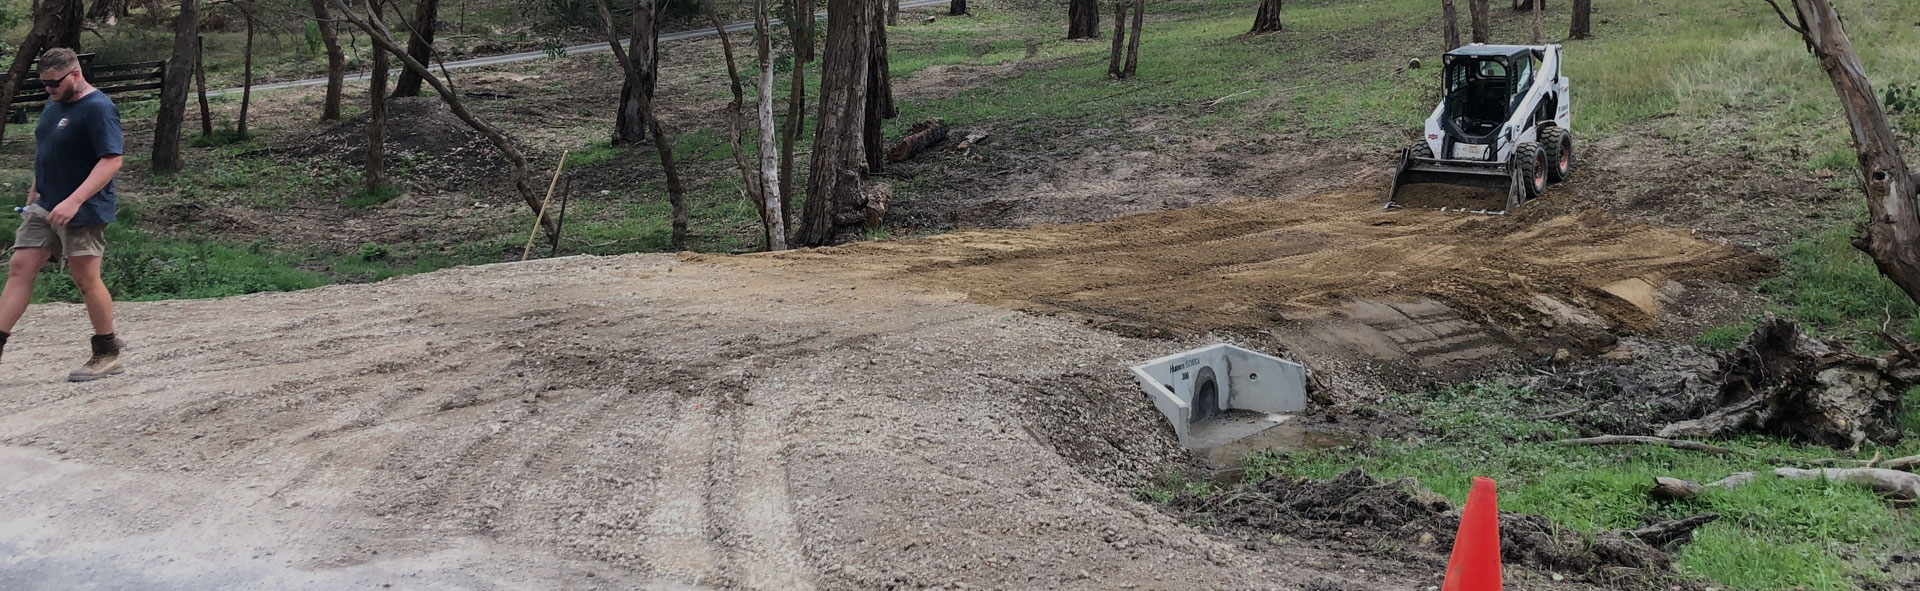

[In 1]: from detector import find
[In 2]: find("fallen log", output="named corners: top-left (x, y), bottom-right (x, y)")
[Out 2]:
top-left (1881, 454), bottom-right (1920, 471)
top-left (1555, 435), bottom-right (1744, 456)
top-left (1708, 472), bottom-right (1755, 488)
top-left (887, 118), bottom-right (950, 162)
top-left (1650, 477), bottom-right (1705, 502)
top-left (1773, 467), bottom-right (1920, 501)
top-left (1626, 513), bottom-right (1718, 549)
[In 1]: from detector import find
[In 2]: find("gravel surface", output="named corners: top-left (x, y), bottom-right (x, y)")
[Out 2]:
top-left (0, 254), bottom-right (1438, 590)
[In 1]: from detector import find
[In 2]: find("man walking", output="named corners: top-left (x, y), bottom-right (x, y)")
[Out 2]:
top-left (0, 47), bottom-right (126, 382)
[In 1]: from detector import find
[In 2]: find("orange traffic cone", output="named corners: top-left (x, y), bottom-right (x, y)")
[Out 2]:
top-left (1441, 476), bottom-right (1501, 591)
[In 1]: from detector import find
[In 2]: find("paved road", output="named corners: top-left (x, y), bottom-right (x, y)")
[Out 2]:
top-left (214, 0), bottom-right (952, 97)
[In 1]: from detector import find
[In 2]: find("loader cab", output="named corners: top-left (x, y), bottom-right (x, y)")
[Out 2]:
top-left (1440, 45), bottom-right (1538, 157)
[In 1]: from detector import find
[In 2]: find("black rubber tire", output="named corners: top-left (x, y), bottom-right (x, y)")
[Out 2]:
top-left (1517, 141), bottom-right (1547, 199)
top-left (1409, 141), bottom-right (1434, 159)
top-left (1541, 127), bottom-right (1574, 182)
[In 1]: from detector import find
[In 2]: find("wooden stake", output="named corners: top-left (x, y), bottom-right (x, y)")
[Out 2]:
top-left (521, 150), bottom-right (569, 261)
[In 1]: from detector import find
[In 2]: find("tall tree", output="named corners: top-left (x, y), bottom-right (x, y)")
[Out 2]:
top-left (1068, 0), bottom-right (1098, 39)
top-left (1441, 0), bottom-right (1460, 49)
top-left (593, 0), bottom-right (688, 247)
top-left (1107, 0), bottom-right (1126, 78)
top-left (887, 0), bottom-right (897, 25)
top-left (613, 0), bottom-right (662, 145)
top-left (367, 0), bottom-right (390, 193)
top-left (864, 0), bottom-right (894, 173)
top-left (195, 36), bottom-right (212, 134)
top-left (1765, 0), bottom-right (1920, 307)
top-left (1250, 0), bottom-right (1280, 34)
top-left (152, 0), bottom-right (199, 177)
top-left (56, 0), bottom-right (83, 50)
top-left (392, 0), bottom-right (440, 97)
top-left (237, 0), bottom-right (257, 136)
top-left (1529, 0), bottom-right (1541, 43)
top-left (1569, 0), bottom-right (1590, 39)
top-left (949, 0), bottom-right (964, 15)
top-left (332, 0), bottom-right (559, 237)
top-left (1469, 0), bottom-right (1488, 43)
top-left (779, 0), bottom-right (815, 226)
top-left (1122, 0), bottom-right (1142, 76)
top-left (754, 0), bottom-right (786, 250)
top-left (309, 0), bottom-right (346, 120)
top-left (797, 0), bottom-right (873, 246)
top-left (0, 0), bottom-right (79, 144)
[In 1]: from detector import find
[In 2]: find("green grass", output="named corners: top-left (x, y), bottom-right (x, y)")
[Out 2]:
top-left (345, 183), bottom-right (404, 208)
top-left (1693, 317), bottom-right (1757, 350)
top-left (1224, 382), bottom-right (1919, 590)
top-left (0, 206), bottom-right (329, 302)
top-left (1756, 210), bottom-right (1920, 347)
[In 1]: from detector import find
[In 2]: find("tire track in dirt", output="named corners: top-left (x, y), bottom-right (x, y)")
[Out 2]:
top-left (710, 382), bottom-right (819, 591)
top-left (644, 405), bottom-right (726, 585)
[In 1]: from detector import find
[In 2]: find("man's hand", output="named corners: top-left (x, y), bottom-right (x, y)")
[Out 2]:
top-left (47, 199), bottom-right (81, 227)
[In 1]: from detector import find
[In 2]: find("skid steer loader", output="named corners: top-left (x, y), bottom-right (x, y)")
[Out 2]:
top-left (1386, 44), bottom-right (1574, 214)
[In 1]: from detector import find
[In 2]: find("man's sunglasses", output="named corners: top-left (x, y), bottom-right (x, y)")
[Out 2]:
top-left (38, 69), bottom-right (75, 89)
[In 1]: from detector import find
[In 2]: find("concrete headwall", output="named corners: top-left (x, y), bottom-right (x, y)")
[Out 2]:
top-left (1128, 344), bottom-right (1309, 448)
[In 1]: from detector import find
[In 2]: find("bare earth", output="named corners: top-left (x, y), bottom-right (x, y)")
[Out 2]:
top-left (2, 253), bottom-right (1452, 591)
top-left (0, 181), bottom-right (1759, 590)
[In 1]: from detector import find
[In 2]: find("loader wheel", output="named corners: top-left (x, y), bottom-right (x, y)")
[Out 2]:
top-left (1542, 127), bottom-right (1574, 182)
top-left (1518, 142), bottom-right (1547, 199)
top-left (1409, 141), bottom-right (1434, 159)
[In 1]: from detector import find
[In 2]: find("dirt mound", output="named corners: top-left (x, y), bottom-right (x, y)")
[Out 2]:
top-left (1173, 468), bottom-right (1688, 588)
top-left (1391, 182), bottom-right (1512, 212)
top-left (282, 97), bottom-right (516, 183)
top-left (720, 189), bottom-right (1774, 387)
top-left (1002, 371), bottom-right (1198, 486)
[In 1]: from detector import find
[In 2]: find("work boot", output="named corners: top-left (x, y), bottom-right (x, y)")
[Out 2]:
top-left (68, 334), bottom-right (125, 382)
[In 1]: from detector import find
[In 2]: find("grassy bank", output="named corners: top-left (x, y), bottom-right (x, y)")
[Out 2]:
top-left (1203, 382), bottom-right (1920, 590)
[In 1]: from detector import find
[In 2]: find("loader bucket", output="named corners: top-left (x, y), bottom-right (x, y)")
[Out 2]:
top-left (1385, 149), bottom-right (1525, 214)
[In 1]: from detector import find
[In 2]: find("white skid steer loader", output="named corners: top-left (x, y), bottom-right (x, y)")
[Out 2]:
top-left (1386, 44), bottom-right (1574, 214)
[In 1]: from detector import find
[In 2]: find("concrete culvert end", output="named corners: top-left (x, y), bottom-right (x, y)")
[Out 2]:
top-left (1128, 344), bottom-right (1309, 449)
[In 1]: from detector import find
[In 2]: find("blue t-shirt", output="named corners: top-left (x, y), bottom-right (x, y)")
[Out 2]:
top-left (33, 90), bottom-right (122, 227)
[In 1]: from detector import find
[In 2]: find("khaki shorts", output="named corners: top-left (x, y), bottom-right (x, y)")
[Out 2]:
top-left (12, 204), bottom-right (106, 265)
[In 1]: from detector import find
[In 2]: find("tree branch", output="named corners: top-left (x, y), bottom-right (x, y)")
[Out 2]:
top-left (1556, 435), bottom-right (1747, 456)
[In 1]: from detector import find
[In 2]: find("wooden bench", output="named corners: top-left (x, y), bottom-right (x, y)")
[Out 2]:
top-left (9, 54), bottom-right (167, 124)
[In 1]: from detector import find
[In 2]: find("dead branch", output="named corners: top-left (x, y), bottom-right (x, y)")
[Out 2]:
top-left (1650, 477), bottom-right (1704, 502)
top-left (327, 0), bottom-right (555, 237)
top-left (1760, 0), bottom-right (1808, 39)
top-left (1626, 513), bottom-right (1718, 549)
top-left (1879, 454), bottom-right (1920, 471)
top-left (704, 4), bottom-right (762, 211)
top-left (1555, 435), bottom-right (1746, 456)
top-left (1877, 331), bottom-right (1920, 366)
top-left (1531, 405), bottom-right (1587, 421)
top-left (1773, 467), bottom-right (1920, 501)
top-left (1708, 472), bottom-right (1755, 488)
